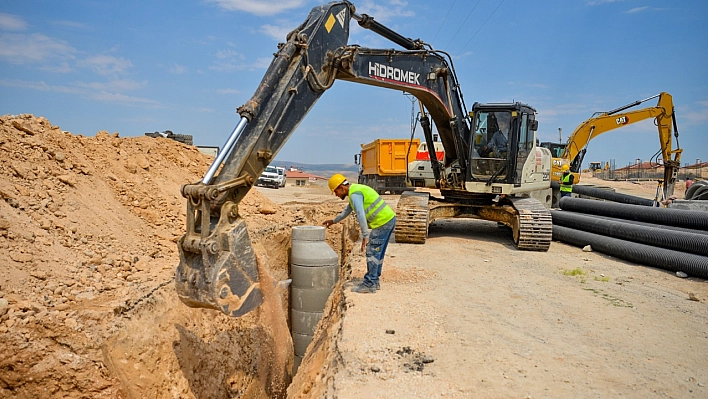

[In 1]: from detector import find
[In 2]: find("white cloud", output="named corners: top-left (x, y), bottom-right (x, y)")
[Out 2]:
top-left (0, 78), bottom-right (82, 94)
top-left (0, 77), bottom-right (159, 107)
top-left (356, 0), bottom-right (415, 22)
top-left (90, 91), bottom-right (161, 107)
top-left (216, 88), bottom-right (240, 94)
top-left (260, 22), bottom-right (294, 41)
top-left (78, 55), bottom-right (133, 76)
top-left (0, 33), bottom-right (77, 63)
top-left (587, 0), bottom-right (625, 5)
top-left (207, 0), bottom-right (309, 16)
top-left (0, 13), bottom-right (27, 31)
top-left (39, 61), bottom-right (73, 73)
top-left (77, 79), bottom-right (148, 92)
top-left (170, 64), bottom-right (187, 74)
top-left (191, 107), bottom-right (215, 113)
top-left (52, 20), bottom-right (89, 29)
top-left (624, 6), bottom-right (649, 13)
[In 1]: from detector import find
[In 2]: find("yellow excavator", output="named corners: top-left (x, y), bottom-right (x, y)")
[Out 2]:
top-left (542, 92), bottom-right (682, 202)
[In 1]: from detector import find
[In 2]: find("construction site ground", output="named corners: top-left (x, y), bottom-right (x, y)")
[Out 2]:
top-left (0, 115), bottom-right (706, 398)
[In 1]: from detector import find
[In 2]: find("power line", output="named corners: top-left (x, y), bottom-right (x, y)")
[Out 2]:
top-left (456, 0), bottom-right (506, 57)
top-left (432, 0), bottom-right (457, 46)
top-left (445, 0), bottom-right (482, 50)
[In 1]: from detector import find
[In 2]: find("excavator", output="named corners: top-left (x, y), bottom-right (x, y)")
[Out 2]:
top-left (175, 1), bottom-right (553, 318)
top-left (542, 92), bottom-right (682, 204)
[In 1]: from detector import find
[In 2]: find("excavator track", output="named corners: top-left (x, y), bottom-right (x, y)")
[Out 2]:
top-left (394, 191), bottom-right (430, 244)
top-left (508, 197), bottom-right (552, 251)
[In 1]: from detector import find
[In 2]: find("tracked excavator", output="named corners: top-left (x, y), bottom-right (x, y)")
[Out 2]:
top-left (543, 92), bottom-right (682, 203)
top-left (175, 1), bottom-right (553, 318)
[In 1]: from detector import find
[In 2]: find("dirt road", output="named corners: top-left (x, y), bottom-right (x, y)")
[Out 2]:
top-left (262, 183), bottom-right (708, 399)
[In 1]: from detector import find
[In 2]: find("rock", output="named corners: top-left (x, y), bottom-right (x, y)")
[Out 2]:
top-left (688, 293), bottom-right (700, 302)
top-left (57, 174), bottom-right (77, 187)
top-left (65, 317), bottom-right (78, 329)
top-left (385, 329), bottom-right (395, 334)
top-left (10, 252), bottom-right (33, 263)
top-left (125, 160), bottom-right (138, 174)
top-left (259, 205), bottom-right (277, 215)
top-left (370, 365), bottom-right (381, 373)
top-left (0, 298), bottom-right (8, 317)
top-left (0, 218), bottom-right (10, 230)
top-left (676, 271), bottom-right (688, 278)
top-left (422, 355), bottom-right (435, 364)
top-left (582, 245), bottom-right (592, 252)
top-left (54, 152), bottom-right (66, 162)
top-left (135, 154), bottom-right (150, 170)
top-left (134, 258), bottom-right (149, 272)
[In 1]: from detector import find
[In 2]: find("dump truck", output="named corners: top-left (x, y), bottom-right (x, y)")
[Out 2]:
top-left (354, 138), bottom-right (419, 194)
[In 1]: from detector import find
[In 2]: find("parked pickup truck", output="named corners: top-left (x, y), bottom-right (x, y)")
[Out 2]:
top-left (256, 165), bottom-right (281, 189)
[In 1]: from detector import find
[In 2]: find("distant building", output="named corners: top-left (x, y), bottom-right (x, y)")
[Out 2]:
top-left (285, 169), bottom-right (326, 186)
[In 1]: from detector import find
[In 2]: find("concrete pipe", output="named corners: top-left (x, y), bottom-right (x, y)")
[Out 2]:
top-left (552, 225), bottom-right (708, 279)
top-left (551, 210), bottom-right (708, 257)
top-left (559, 197), bottom-right (708, 230)
top-left (290, 226), bottom-right (338, 373)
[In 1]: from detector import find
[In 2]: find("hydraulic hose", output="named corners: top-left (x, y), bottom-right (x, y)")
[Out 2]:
top-left (552, 225), bottom-right (708, 279)
top-left (559, 197), bottom-right (708, 230)
top-left (551, 210), bottom-right (708, 257)
top-left (551, 182), bottom-right (654, 206)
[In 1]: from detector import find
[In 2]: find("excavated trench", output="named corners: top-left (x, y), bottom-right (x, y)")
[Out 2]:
top-left (0, 114), bottom-right (356, 398)
top-left (104, 222), bottom-right (357, 399)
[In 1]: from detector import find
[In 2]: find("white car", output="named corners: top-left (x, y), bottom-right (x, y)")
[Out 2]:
top-left (256, 166), bottom-right (281, 189)
top-left (276, 167), bottom-right (287, 187)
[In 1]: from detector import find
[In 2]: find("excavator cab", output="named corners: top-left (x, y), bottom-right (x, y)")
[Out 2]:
top-left (468, 103), bottom-right (539, 186)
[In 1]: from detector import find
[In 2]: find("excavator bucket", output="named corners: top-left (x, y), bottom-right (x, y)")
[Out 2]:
top-left (176, 210), bottom-right (263, 317)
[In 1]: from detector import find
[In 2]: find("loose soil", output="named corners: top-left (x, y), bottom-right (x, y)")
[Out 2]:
top-left (1, 114), bottom-right (706, 398)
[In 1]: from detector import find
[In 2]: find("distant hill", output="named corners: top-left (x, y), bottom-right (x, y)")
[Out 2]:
top-left (274, 160), bottom-right (358, 173)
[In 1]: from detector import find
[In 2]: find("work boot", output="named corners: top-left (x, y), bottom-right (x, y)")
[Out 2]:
top-left (351, 283), bottom-right (376, 293)
top-left (375, 281), bottom-right (381, 290)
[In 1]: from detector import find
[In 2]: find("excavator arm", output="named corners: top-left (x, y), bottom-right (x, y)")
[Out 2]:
top-left (556, 92), bottom-right (682, 197)
top-left (176, 1), bottom-right (471, 317)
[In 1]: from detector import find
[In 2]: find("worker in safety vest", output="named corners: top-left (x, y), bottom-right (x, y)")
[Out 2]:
top-left (323, 174), bottom-right (396, 293)
top-left (560, 164), bottom-right (574, 198)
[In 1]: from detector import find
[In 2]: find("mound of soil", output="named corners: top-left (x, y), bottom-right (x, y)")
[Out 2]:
top-left (0, 114), bottom-right (353, 398)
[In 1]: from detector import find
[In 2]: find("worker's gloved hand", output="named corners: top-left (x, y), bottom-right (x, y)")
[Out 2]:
top-left (322, 219), bottom-right (335, 228)
top-left (361, 238), bottom-right (368, 253)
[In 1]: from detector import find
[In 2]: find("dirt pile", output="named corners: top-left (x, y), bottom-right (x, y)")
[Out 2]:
top-left (0, 114), bottom-right (352, 398)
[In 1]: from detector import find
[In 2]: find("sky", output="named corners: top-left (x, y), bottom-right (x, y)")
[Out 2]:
top-left (1, 0), bottom-right (707, 169)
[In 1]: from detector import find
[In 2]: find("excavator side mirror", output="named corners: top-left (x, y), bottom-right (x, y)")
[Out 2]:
top-left (354, 154), bottom-right (361, 165)
top-left (529, 120), bottom-right (539, 131)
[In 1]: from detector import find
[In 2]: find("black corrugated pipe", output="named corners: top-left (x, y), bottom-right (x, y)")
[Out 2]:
top-left (559, 197), bottom-right (708, 230)
top-left (551, 181), bottom-right (655, 206)
top-left (551, 210), bottom-right (708, 257)
top-left (686, 181), bottom-right (708, 200)
top-left (592, 215), bottom-right (708, 236)
top-left (552, 225), bottom-right (708, 279)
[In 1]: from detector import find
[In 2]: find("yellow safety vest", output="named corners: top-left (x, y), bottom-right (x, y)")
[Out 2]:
top-left (348, 184), bottom-right (396, 229)
top-left (560, 173), bottom-right (573, 193)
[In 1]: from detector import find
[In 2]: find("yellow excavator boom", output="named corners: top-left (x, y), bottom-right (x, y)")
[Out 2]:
top-left (551, 92), bottom-right (682, 197)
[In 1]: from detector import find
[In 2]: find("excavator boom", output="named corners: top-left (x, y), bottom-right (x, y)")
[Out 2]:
top-left (550, 92), bottom-right (682, 198)
top-left (175, 1), bottom-right (476, 317)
